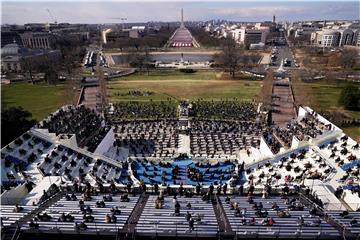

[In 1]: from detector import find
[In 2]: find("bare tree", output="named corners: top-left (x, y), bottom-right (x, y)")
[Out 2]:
top-left (126, 46), bottom-right (153, 74)
top-left (20, 57), bottom-right (36, 84)
top-left (339, 49), bottom-right (358, 69)
top-left (214, 38), bottom-right (243, 79)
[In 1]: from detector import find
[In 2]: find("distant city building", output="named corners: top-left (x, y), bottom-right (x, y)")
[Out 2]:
top-left (230, 28), bottom-right (265, 46)
top-left (286, 20), bottom-right (360, 47)
top-left (311, 27), bottom-right (359, 47)
top-left (1, 43), bottom-right (61, 73)
top-left (20, 32), bottom-right (56, 49)
top-left (68, 31), bottom-right (90, 41)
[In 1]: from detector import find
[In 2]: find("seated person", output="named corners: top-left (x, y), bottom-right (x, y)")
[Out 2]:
top-left (256, 209), bottom-right (268, 218)
top-left (225, 196), bottom-right (231, 204)
top-left (65, 194), bottom-right (72, 201)
top-left (186, 202), bottom-right (192, 209)
top-left (340, 210), bottom-right (349, 218)
top-left (37, 212), bottom-right (52, 221)
top-left (196, 213), bottom-right (201, 222)
top-left (241, 208), bottom-right (247, 217)
top-left (250, 217), bottom-right (256, 225)
top-left (230, 202), bottom-right (238, 210)
top-left (105, 214), bottom-right (111, 223)
top-left (71, 193), bottom-right (77, 201)
top-left (120, 194), bottom-right (130, 202)
top-left (111, 206), bottom-right (121, 215)
top-left (96, 200), bottom-right (106, 208)
top-left (309, 218), bottom-right (321, 227)
top-left (83, 194), bottom-right (92, 201)
top-left (103, 195), bottom-right (113, 202)
top-left (277, 210), bottom-right (291, 218)
top-left (78, 199), bottom-right (84, 206)
top-left (297, 216), bottom-right (304, 226)
top-left (83, 205), bottom-right (92, 214)
top-left (155, 198), bottom-right (163, 209)
top-left (350, 218), bottom-right (359, 226)
top-left (252, 202), bottom-right (258, 210)
top-left (65, 213), bottom-right (74, 222)
top-left (234, 207), bottom-right (241, 217)
top-left (29, 219), bottom-right (39, 229)
top-left (58, 213), bottom-right (66, 222)
top-left (79, 221), bottom-right (87, 230)
top-left (83, 214), bottom-right (94, 223)
top-left (13, 204), bottom-right (24, 213)
top-left (309, 206), bottom-right (317, 215)
top-left (267, 217), bottom-right (274, 226)
top-left (111, 214), bottom-right (117, 223)
top-left (272, 202), bottom-right (279, 211)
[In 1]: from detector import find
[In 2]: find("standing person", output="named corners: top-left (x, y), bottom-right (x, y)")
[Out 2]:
top-left (189, 217), bottom-right (195, 232)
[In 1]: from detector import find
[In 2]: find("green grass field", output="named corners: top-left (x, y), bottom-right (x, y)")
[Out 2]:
top-left (300, 80), bottom-right (360, 119)
top-left (296, 80), bottom-right (360, 141)
top-left (343, 126), bottom-right (360, 142)
top-left (109, 70), bottom-right (262, 102)
top-left (1, 83), bottom-right (67, 121)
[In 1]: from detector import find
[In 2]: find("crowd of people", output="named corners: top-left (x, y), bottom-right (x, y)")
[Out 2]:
top-left (190, 120), bottom-right (263, 157)
top-left (38, 105), bottom-right (104, 146)
top-left (273, 121), bottom-right (322, 148)
top-left (189, 100), bottom-right (257, 120)
top-left (263, 129), bottom-right (282, 154)
top-left (110, 101), bottom-right (177, 120)
top-left (113, 120), bottom-right (178, 158)
top-left (85, 125), bottom-right (112, 153)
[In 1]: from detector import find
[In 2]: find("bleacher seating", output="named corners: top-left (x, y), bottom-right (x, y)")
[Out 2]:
top-left (329, 211), bottom-right (360, 236)
top-left (22, 194), bottom-right (139, 234)
top-left (1, 205), bottom-right (36, 227)
top-left (221, 196), bottom-right (340, 238)
top-left (136, 195), bottom-right (219, 236)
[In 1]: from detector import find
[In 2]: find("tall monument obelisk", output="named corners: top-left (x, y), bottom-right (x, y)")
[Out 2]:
top-left (180, 8), bottom-right (185, 28)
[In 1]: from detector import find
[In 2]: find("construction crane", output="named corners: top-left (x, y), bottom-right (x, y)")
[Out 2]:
top-left (108, 17), bottom-right (127, 30)
top-left (46, 9), bottom-right (57, 24)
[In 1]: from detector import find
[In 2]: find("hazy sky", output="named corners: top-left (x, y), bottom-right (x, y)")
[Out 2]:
top-left (2, 1), bottom-right (359, 24)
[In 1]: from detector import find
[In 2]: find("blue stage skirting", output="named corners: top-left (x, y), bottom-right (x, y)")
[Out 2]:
top-left (341, 159), bottom-right (360, 171)
top-left (131, 159), bottom-right (241, 186)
